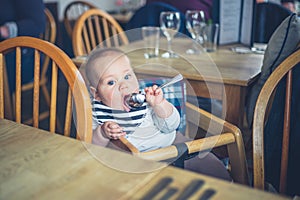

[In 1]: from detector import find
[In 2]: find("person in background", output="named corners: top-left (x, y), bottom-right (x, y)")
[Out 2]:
top-left (0, 0), bottom-right (46, 92)
top-left (146, 0), bottom-right (213, 20)
top-left (256, 0), bottom-right (299, 12)
top-left (85, 47), bottom-right (232, 181)
top-left (281, 0), bottom-right (298, 12)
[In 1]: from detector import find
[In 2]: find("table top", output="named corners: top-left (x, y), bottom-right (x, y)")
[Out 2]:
top-left (0, 119), bottom-right (291, 200)
top-left (73, 39), bottom-right (264, 87)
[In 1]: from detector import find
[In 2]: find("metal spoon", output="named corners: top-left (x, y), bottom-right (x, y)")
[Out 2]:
top-left (125, 74), bottom-right (183, 109)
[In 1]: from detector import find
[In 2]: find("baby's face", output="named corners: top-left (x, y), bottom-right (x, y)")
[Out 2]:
top-left (93, 55), bottom-right (139, 111)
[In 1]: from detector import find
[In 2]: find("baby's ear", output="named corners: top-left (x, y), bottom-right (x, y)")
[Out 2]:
top-left (89, 86), bottom-right (97, 98)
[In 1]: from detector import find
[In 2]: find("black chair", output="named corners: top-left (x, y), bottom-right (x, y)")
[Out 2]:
top-left (254, 2), bottom-right (292, 43)
top-left (246, 13), bottom-right (300, 196)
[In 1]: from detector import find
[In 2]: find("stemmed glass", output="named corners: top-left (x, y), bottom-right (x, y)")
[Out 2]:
top-left (160, 11), bottom-right (181, 58)
top-left (185, 10), bottom-right (206, 54)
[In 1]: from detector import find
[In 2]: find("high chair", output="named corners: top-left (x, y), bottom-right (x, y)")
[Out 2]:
top-left (116, 76), bottom-right (249, 185)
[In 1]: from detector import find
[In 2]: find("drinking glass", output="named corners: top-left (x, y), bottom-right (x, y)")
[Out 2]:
top-left (185, 10), bottom-right (206, 54)
top-left (160, 11), bottom-right (181, 58)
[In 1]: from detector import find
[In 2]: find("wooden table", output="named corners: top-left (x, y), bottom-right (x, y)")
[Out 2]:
top-left (73, 38), bottom-right (263, 128)
top-left (0, 119), bottom-right (291, 199)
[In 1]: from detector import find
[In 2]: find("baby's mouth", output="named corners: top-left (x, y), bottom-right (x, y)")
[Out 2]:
top-left (123, 94), bottom-right (131, 112)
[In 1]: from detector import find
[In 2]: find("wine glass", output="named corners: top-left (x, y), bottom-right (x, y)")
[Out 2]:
top-left (160, 11), bottom-right (181, 58)
top-left (185, 10), bottom-right (206, 54)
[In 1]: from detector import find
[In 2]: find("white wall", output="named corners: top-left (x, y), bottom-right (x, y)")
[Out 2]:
top-left (43, 0), bottom-right (145, 21)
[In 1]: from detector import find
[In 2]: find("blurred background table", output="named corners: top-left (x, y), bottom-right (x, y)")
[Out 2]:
top-left (0, 118), bottom-right (291, 200)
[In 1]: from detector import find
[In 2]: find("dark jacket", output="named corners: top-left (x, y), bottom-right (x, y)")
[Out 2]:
top-left (0, 0), bottom-right (45, 41)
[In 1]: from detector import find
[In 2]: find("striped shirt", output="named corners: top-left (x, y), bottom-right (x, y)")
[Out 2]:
top-left (92, 99), bottom-right (148, 134)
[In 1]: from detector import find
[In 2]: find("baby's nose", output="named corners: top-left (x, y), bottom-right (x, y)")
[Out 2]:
top-left (119, 81), bottom-right (128, 90)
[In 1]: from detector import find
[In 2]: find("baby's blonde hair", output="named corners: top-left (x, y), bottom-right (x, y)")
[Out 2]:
top-left (85, 47), bottom-right (125, 88)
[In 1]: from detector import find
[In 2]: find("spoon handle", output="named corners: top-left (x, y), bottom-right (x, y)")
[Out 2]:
top-left (159, 74), bottom-right (183, 89)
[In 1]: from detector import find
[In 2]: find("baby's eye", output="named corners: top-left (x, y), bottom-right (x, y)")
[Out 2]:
top-left (107, 80), bottom-right (115, 86)
top-left (124, 74), bottom-right (131, 80)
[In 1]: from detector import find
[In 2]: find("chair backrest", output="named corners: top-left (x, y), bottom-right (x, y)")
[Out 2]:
top-left (41, 8), bottom-right (57, 44)
top-left (39, 8), bottom-right (57, 83)
top-left (254, 2), bottom-right (292, 43)
top-left (0, 36), bottom-right (92, 142)
top-left (252, 47), bottom-right (300, 194)
top-left (72, 8), bottom-right (129, 57)
top-left (126, 2), bottom-right (186, 35)
top-left (246, 13), bottom-right (300, 128)
top-left (63, 0), bottom-right (96, 39)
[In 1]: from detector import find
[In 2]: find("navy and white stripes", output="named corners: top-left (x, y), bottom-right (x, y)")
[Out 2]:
top-left (92, 99), bottom-right (148, 134)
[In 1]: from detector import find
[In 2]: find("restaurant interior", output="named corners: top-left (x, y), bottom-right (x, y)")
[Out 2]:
top-left (0, 0), bottom-right (300, 199)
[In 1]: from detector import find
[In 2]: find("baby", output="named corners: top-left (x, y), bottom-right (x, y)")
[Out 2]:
top-left (85, 47), bottom-right (180, 152)
top-left (85, 47), bottom-right (231, 181)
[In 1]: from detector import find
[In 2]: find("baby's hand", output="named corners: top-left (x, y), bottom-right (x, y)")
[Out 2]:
top-left (144, 85), bottom-right (164, 107)
top-left (101, 121), bottom-right (126, 140)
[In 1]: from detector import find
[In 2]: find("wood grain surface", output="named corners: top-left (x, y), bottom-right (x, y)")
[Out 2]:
top-left (0, 119), bottom-right (291, 200)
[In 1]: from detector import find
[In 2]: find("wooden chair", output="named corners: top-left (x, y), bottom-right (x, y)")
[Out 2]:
top-left (72, 8), bottom-right (129, 57)
top-left (41, 8), bottom-right (57, 44)
top-left (0, 36), bottom-right (92, 142)
top-left (19, 8), bottom-right (57, 125)
top-left (115, 77), bottom-right (249, 185)
top-left (63, 0), bottom-right (96, 39)
top-left (252, 47), bottom-right (300, 194)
